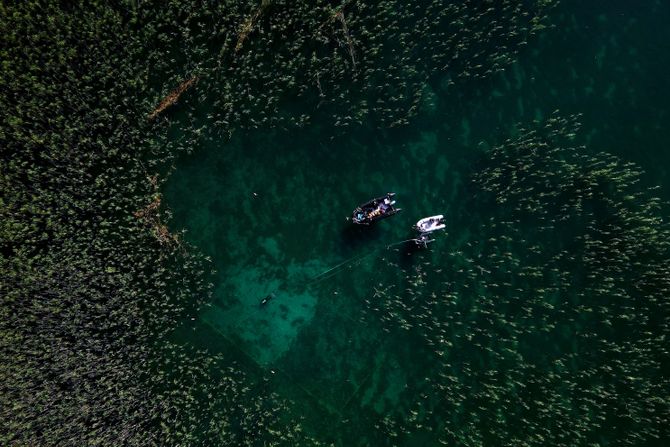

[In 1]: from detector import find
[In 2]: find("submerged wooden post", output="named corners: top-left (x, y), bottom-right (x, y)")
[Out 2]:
top-left (148, 76), bottom-right (198, 120)
top-left (235, 0), bottom-right (272, 53)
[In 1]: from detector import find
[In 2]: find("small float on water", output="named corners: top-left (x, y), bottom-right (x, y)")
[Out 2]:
top-left (413, 214), bottom-right (446, 248)
top-left (351, 192), bottom-right (401, 225)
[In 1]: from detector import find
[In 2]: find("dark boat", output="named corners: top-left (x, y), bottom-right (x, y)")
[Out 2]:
top-left (351, 192), bottom-right (401, 225)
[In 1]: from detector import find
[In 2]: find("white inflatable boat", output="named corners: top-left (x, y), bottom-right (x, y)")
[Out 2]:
top-left (413, 215), bottom-right (446, 233)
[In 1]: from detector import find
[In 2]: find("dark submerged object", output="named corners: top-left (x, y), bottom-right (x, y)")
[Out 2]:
top-left (260, 293), bottom-right (276, 306)
top-left (351, 192), bottom-right (401, 225)
top-left (413, 233), bottom-right (436, 248)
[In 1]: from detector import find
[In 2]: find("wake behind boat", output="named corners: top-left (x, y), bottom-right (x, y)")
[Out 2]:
top-left (351, 192), bottom-right (401, 225)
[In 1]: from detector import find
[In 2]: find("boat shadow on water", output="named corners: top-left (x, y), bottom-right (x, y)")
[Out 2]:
top-left (395, 238), bottom-right (426, 272)
top-left (339, 220), bottom-right (385, 253)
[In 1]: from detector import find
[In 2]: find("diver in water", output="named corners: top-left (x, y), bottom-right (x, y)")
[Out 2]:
top-left (260, 292), bottom-right (276, 306)
top-left (414, 233), bottom-right (434, 249)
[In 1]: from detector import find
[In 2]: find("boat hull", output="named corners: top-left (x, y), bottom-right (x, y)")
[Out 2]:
top-left (414, 214), bottom-right (445, 233)
top-left (352, 192), bottom-right (401, 225)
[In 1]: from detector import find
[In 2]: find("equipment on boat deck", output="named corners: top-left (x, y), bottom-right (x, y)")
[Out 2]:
top-left (413, 214), bottom-right (446, 247)
top-left (351, 192), bottom-right (401, 225)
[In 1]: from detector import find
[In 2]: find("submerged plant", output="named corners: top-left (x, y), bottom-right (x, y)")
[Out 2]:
top-left (363, 114), bottom-right (670, 445)
top-left (0, 2), bottom-right (314, 445)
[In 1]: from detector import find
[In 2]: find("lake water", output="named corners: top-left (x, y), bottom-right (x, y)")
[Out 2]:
top-left (164, 0), bottom-right (670, 444)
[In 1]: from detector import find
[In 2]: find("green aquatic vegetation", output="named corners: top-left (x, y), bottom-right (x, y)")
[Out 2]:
top-left (0, 2), bottom-right (313, 445)
top-left (362, 114), bottom-right (670, 445)
top-left (133, 0), bottom-right (556, 133)
top-left (8, 0), bottom-right (668, 445)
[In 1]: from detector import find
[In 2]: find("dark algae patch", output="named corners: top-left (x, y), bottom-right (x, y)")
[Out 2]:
top-left (2, 0), bottom-right (670, 446)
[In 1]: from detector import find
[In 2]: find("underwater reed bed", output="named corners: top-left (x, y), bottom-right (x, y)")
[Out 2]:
top-left (4, 0), bottom-right (669, 446)
top-left (361, 114), bottom-right (670, 445)
top-left (0, 2), bottom-right (313, 445)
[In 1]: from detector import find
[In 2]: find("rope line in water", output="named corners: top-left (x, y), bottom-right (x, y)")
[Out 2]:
top-left (302, 239), bottom-right (417, 287)
top-left (263, 238), bottom-right (419, 303)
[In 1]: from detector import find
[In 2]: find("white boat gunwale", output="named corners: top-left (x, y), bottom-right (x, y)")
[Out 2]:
top-left (414, 214), bottom-right (446, 233)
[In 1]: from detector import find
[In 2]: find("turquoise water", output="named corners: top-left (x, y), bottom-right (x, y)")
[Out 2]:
top-left (163, 0), bottom-right (670, 445)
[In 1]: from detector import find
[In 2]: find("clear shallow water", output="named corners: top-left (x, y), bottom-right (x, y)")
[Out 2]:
top-left (164, 0), bottom-right (670, 444)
